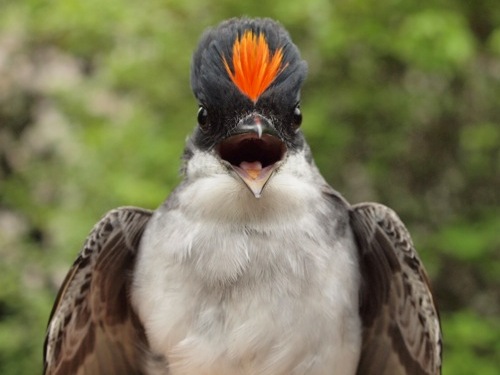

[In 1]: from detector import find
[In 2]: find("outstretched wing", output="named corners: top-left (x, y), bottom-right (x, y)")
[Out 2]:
top-left (350, 202), bottom-right (442, 375)
top-left (44, 207), bottom-right (153, 375)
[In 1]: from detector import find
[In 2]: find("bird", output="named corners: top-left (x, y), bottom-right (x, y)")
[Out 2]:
top-left (43, 17), bottom-right (442, 375)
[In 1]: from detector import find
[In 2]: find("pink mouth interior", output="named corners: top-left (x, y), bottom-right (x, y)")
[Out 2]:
top-left (216, 133), bottom-right (286, 171)
top-left (239, 161), bottom-right (262, 179)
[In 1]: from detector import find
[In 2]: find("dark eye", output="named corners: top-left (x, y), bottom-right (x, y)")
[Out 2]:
top-left (292, 105), bottom-right (302, 129)
top-left (197, 106), bottom-right (209, 130)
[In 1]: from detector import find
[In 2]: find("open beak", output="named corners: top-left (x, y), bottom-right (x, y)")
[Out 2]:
top-left (216, 114), bottom-right (286, 198)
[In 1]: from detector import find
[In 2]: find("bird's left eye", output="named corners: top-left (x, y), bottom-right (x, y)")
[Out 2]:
top-left (197, 106), bottom-right (209, 130)
top-left (292, 105), bottom-right (302, 129)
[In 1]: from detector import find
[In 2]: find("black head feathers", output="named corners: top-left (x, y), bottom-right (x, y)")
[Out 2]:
top-left (189, 18), bottom-right (308, 151)
top-left (191, 18), bottom-right (307, 109)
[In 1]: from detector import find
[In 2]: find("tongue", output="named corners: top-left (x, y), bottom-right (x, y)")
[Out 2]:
top-left (240, 161), bottom-right (262, 180)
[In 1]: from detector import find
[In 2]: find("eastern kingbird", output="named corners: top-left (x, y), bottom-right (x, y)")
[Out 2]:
top-left (44, 17), bottom-right (442, 375)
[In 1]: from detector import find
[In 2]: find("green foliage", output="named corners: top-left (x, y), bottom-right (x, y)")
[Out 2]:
top-left (442, 311), bottom-right (500, 375)
top-left (396, 10), bottom-right (475, 72)
top-left (0, 0), bottom-right (499, 373)
top-left (435, 214), bottom-right (500, 262)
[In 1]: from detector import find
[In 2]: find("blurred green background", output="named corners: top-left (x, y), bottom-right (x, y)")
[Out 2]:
top-left (0, 0), bottom-right (499, 374)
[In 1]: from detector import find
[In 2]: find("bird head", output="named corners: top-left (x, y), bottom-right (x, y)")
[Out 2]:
top-left (185, 18), bottom-right (310, 200)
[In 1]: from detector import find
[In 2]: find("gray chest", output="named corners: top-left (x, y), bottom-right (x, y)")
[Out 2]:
top-left (132, 208), bottom-right (362, 375)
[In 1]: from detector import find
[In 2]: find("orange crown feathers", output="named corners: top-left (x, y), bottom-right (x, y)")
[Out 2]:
top-left (223, 30), bottom-right (288, 102)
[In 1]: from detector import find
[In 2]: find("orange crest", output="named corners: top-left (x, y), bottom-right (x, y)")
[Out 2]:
top-left (223, 30), bottom-right (287, 102)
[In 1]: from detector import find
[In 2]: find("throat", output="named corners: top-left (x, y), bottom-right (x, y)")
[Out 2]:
top-left (169, 208), bottom-right (328, 288)
top-left (182, 151), bottom-right (323, 224)
top-left (179, 173), bottom-right (319, 225)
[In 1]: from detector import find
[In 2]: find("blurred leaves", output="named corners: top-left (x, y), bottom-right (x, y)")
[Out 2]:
top-left (397, 10), bottom-right (475, 72)
top-left (435, 214), bottom-right (500, 262)
top-left (0, 0), bottom-right (499, 374)
top-left (443, 311), bottom-right (500, 375)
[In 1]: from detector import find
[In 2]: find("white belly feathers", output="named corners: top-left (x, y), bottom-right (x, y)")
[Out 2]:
top-left (132, 153), bottom-right (362, 375)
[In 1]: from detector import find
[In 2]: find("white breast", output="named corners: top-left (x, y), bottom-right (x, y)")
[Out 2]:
top-left (132, 152), bottom-right (362, 375)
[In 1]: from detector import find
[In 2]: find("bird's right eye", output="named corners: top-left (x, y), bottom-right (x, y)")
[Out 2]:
top-left (292, 104), bottom-right (302, 130)
top-left (197, 106), bottom-right (209, 130)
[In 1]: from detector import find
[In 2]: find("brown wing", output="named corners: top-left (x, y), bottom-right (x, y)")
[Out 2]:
top-left (44, 207), bottom-right (153, 375)
top-left (350, 203), bottom-right (442, 375)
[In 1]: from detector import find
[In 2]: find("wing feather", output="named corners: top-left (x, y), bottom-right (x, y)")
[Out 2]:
top-left (44, 207), bottom-right (153, 375)
top-left (350, 202), bottom-right (442, 375)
